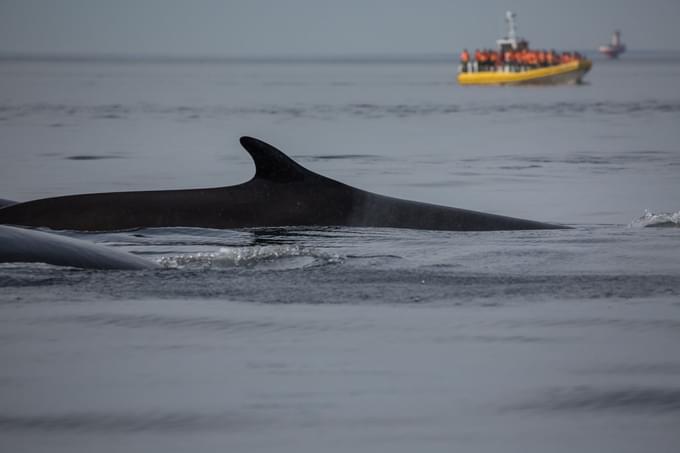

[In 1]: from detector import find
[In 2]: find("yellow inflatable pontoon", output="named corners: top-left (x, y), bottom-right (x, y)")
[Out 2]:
top-left (458, 60), bottom-right (592, 86)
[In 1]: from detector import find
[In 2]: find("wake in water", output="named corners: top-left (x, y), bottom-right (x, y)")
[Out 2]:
top-left (157, 245), bottom-right (343, 270)
top-left (629, 210), bottom-right (680, 228)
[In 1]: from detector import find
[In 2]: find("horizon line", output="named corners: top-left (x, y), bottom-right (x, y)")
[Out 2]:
top-left (0, 49), bottom-right (678, 64)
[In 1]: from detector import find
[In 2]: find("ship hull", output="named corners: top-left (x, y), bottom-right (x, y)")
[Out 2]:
top-left (599, 46), bottom-right (624, 59)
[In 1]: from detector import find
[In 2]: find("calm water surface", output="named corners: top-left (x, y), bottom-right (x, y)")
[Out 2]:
top-left (1, 53), bottom-right (679, 452)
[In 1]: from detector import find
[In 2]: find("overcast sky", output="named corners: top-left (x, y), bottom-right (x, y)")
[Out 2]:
top-left (1, 0), bottom-right (678, 56)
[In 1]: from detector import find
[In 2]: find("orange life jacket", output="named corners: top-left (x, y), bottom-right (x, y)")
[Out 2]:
top-left (520, 50), bottom-right (529, 64)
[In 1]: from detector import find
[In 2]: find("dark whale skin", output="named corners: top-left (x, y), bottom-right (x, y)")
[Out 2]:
top-left (0, 137), bottom-right (567, 232)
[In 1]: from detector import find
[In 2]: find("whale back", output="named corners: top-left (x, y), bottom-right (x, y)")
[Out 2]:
top-left (0, 225), bottom-right (157, 269)
top-left (0, 137), bottom-right (567, 231)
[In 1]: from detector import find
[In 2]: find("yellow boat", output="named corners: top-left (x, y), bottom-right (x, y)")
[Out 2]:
top-left (458, 59), bottom-right (592, 86)
top-left (458, 11), bottom-right (592, 86)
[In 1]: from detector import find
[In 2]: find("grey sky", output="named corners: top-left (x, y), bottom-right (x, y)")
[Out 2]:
top-left (1, 0), bottom-right (678, 56)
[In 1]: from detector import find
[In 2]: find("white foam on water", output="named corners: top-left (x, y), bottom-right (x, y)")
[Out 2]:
top-left (629, 210), bottom-right (680, 228)
top-left (157, 245), bottom-right (343, 270)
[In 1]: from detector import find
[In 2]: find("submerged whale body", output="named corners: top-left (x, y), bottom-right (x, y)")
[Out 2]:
top-left (0, 137), bottom-right (566, 231)
top-left (0, 225), bottom-right (157, 270)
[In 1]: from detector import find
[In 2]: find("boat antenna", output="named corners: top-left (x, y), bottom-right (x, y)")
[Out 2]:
top-left (505, 11), bottom-right (517, 41)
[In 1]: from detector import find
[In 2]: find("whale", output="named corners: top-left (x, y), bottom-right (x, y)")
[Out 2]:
top-left (0, 199), bottom-right (16, 209)
top-left (0, 225), bottom-right (157, 270)
top-left (0, 136), bottom-right (566, 232)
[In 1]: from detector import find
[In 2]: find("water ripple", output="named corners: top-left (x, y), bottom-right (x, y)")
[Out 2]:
top-left (2, 100), bottom-right (680, 122)
top-left (0, 411), bottom-right (265, 432)
top-left (512, 386), bottom-right (680, 414)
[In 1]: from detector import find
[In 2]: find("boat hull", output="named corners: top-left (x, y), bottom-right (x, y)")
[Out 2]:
top-left (599, 46), bottom-right (625, 59)
top-left (457, 60), bottom-right (592, 86)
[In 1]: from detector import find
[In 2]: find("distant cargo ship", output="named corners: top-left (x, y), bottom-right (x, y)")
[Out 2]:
top-left (599, 30), bottom-right (626, 59)
top-left (457, 11), bottom-right (592, 86)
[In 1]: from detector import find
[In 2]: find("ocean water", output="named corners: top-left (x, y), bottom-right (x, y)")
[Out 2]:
top-left (1, 53), bottom-right (680, 452)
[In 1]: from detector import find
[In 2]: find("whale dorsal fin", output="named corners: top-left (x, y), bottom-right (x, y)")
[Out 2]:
top-left (240, 136), bottom-right (318, 183)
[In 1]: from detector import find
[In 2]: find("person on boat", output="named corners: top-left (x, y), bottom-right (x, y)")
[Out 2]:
top-left (459, 49), bottom-right (470, 72)
top-left (511, 50), bottom-right (521, 71)
top-left (489, 50), bottom-right (499, 71)
top-left (503, 49), bottom-right (513, 72)
top-left (519, 49), bottom-right (529, 71)
top-left (478, 49), bottom-right (489, 71)
top-left (473, 49), bottom-right (481, 72)
top-left (529, 50), bottom-right (540, 69)
top-left (538, 50), bottom-right (547, 67)
top-left (546, 50), bottom-right (556, 66)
